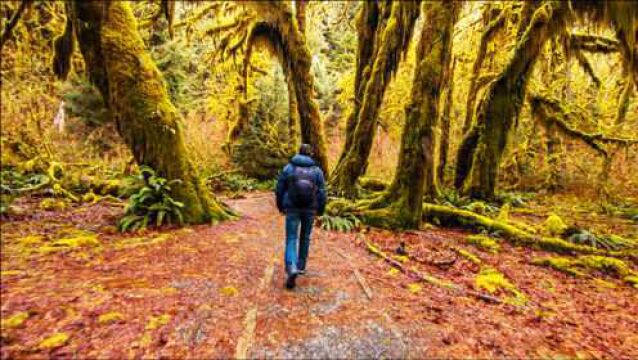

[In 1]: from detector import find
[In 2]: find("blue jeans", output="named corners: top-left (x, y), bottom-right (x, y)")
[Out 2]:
top-left (285, 212), bottom-right (314, 274)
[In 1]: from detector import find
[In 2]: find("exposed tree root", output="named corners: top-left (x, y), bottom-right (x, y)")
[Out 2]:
top-left (362, 236), bottom-right (505, 305)
top-left (532, 255), bottom-right (638, 287)
top-left (328, 196), bottom-right (636, 261)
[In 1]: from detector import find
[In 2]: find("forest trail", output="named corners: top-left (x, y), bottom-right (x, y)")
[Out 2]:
top-left (1, 193), bottom-right (637, 358)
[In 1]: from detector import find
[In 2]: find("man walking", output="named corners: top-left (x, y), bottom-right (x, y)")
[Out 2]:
top-left (275, 144), bottom-right (326, 289)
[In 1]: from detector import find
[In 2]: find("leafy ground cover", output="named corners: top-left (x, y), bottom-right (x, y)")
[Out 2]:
top-left (1, 193), bottom-right (637, 358)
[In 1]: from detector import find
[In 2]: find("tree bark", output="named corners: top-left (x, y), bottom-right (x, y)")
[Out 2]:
top-left (245, 2), bottom-right (329, 173)
top-left (438, 56), bottom-right (456, 185)
top-left (360, 1), bottom-right (456, 229)
top-left (339, 1), bottom-right (383, 165)
top-left (330, 1), bottom-right (419, 197)
top-left (455, 2), bottom-right (568, 199)
top-left (71, 1), bottom-right (233, 223)
top-left (462, 5), bottom-right (507, 134)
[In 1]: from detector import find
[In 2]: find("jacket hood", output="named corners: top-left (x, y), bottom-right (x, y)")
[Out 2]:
top-left (290, 154), bottom-right (315, 167)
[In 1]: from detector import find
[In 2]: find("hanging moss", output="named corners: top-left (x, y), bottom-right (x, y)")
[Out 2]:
top-left (330, 1), bottom-right (420, 198)
top-left (355, 2), bottom-right (457, 229)
top-left (238, 3), bottom-right (329, 173)
top-left (530, 95), bottom-right (638, 155)
top-left (462, 5), bottom-right (509, 133)
top-left (72, 1), bottom-right (234, 223)
top-left (457, 2), bottom-right (569, 200)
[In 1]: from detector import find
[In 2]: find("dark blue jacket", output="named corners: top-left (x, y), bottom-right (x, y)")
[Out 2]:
top-left (275, 154), bottom-right (326, 214)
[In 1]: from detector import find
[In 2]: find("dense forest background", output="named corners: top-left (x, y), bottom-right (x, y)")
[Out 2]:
top-left (1, 1), bottom-right (637, 357)
top-left (2, 1), bottom-right (636, 205)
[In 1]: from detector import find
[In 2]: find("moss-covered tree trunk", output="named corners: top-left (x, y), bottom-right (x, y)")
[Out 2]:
top-left (330, 1), bottom-right (419, 197)
top-left (455, 2), bottom-right (568, 199)
top-left (72, 1), bottom-right (233, 223)
top-left (462, 5), bottom-right (507, 134)
top-left (339, 1), bottom-right (383, 166)
top-left (438, 56), bottom-right (456, 185)
top-left (360, 2), bottom-right (456, 229)
top-left (247, 2), bottom-right (329, 173)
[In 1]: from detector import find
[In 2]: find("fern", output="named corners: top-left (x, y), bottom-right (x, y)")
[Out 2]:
top-left (117, 166), bottom-right (184, 232)
top-left (318, 214), bottom-right (361, 232)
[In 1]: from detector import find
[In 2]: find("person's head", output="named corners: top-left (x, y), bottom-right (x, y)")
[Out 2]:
top-left (299, 143), bottom-right (314, 157)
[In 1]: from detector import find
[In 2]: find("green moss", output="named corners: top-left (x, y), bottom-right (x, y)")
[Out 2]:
top-left (38, 230), bottom-right (100, 254)
top-left (114, 234), bottom-right (171, 250)
top-left (532, 256), bottom-right (586, 277)
top-left (422, 203), bottom-right (604, 255)
top-left (475, 267), bottom-right (527, 305)
top-left (543, 213), bottom-right (568, 236)
top-left (455, 247), bottom-right (483, 265)
top-left (577, 255), bottom-right (633, 277)
top-left (533, 255), bottom-right (638, 286)
top-left (623, 275), bottom-right (638, 288)
top-left (98, 311), bottom-right (124, 325)
top-left (145, 314), bottom-right (170, 330)
top-left (1, 311), bottom-right (29, 329)
top-left (465, 234), bottom-right (501, 253)
top-left (497, 203), bottom-right (510, 221)
top-left (40, 198), bottom-right (67, 211)
top-left (38, 332), bottom-right (70, 349)
top-left (73, 2), bottom-right (234, 224)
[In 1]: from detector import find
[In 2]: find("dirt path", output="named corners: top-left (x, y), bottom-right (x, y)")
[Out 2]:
top-left (1, 193), bottom-right (637, 358)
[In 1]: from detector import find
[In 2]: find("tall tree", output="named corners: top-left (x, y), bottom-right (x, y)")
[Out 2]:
top-left (360, 1), bottom-right (457, 229)
top-left (331, 1), bottom-right (420, 197)
top-left (455, 1), bottom-right (568, 199)
top-left (233, 1), bottom-right (329, 172)
top-left (62, 1), bottom-right (233, 223)
top-left (338, 1), bottom-right (383, 165)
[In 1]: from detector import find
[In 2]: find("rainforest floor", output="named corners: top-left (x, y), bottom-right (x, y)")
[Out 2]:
top-left (1, 192), bottom-right (637, 358)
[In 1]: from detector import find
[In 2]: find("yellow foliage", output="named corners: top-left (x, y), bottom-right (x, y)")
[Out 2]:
top-left (1, 311), bottom-right (29, 329)
top-left (465, 234), bottom-right (501, 253)
top-left (497, 203), bottom-right (510, 221)
top-left (145, 314), bottom-right (170, 330)
top-left (98, 312), bottom-right (124, 324)
top-left (455, 247), bottom-right (483, 265)
top-left (220, 286), bottom-right (239, 296)
top-left (544, 213), bottom-right (568, 236)
top-left (475, 267), bottom-right (528, 305)
top-left (40, 198), bottom-right (67, 211)
top-left (115, 234), bottom-right (171, 249)
top-left (0, 270), bottom-right (24, 277)
top-left (387, 267), bottom-right (400, 276)
top-left (38, 332), bottom-right (69, 349)
top-left (407, 283), bottom-right (422, 293)
top-left (533, 255), bottom-right (637, 286)
top-left (39, 230), bottom-right (100, 254)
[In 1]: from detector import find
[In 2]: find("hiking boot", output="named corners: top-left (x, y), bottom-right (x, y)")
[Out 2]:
top-left (285, 271), bottom-right (299, 289)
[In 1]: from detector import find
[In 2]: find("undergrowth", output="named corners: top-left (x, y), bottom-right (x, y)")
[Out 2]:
top-left (118, 166), bottom-right (184, 232)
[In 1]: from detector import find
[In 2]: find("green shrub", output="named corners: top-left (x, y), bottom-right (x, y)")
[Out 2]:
top-left (118, 166), bottom-right (184, 232)
top-left (318, 214), bottom-right (361, 232)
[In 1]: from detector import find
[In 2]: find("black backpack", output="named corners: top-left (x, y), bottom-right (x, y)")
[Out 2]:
top-left (287, 165), bottom-right (317, 208)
